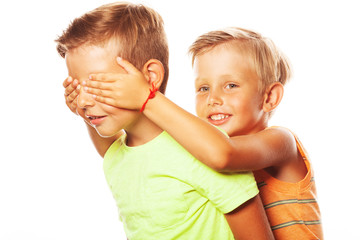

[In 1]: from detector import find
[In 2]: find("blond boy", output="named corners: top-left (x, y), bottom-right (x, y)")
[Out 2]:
top-left (80, 27), bottom-right (323, 239)
top-left (59, 3), bottom-right (273, 240)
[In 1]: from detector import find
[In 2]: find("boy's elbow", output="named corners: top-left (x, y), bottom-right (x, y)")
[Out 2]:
top-left (200, 143), bottom-right (235, 172)
top-left (210, 150), bottom-right (233, 172)
top-left (211, 145), bottom-right (252, 173)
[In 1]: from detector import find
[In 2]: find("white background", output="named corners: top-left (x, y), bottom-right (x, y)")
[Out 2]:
top-left (1, 0), bottom-right (359, 239)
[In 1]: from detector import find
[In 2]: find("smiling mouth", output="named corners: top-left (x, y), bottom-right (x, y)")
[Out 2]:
top-left (86, 115), bottom-right (107, 125)
top-left (209, 114), bottom-right (230, 121)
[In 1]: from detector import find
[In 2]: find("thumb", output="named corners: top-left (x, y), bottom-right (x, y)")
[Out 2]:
top-left (116, 57), bottom-right (139, 74)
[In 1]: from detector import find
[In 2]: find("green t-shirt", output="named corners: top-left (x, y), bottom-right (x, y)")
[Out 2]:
top-left (104, 131), bottom-right (258, 240)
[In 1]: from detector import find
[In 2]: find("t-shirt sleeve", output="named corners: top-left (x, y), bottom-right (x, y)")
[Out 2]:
top-left (160, 131), bottom-right (259, 214)
top-left (186, 152), bottom-right (259, 214)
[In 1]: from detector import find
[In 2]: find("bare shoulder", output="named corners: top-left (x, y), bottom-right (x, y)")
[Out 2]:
top-left (263, 127), bottom-right (307, 182)
top-left (263, 126), bottom-right (296, 142)
top-left (259, 126), bottom-right (298, 156)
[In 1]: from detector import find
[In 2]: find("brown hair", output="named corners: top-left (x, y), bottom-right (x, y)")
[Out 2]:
top-left (189, 27), bottom-right (292, 93)
top-left (55, 2), bottom-right (169, 93)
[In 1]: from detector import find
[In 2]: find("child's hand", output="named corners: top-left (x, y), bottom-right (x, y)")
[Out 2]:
top-left (63, 76), bottom-right (80, 115)
top-left (83, 57), bottom-right (150, 110)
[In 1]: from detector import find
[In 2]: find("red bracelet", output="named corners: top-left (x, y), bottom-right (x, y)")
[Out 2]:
top-left (140, 82), bottom-right (158, 112)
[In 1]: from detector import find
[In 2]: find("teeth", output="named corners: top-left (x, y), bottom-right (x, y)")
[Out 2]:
top-left (210, 114), bottom-right (229, 121)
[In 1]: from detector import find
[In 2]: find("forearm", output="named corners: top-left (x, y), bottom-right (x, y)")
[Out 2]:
top-left (143, 92), bottom-right (234, 170)
top-left (145, 94), bottom-right (300, 172)
top-left (143, 93), bottom-right (282, 172)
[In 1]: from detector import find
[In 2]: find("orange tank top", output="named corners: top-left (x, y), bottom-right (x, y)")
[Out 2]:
top-left (254, 131), bottom-right (323, 239)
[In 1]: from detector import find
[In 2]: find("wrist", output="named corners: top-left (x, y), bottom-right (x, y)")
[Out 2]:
top-left (140, 82), bottom-right (158, 112)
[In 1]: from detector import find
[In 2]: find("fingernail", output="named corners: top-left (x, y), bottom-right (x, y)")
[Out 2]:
top-left (82, 81), bottom-right (86, 86)
top-left (89, 75), bottom-right (92, 80)
top-left (92, 95), bottom-right (96, 99)
top-left (117, 57), bottom-right (122, 62)
top-left (84, 86), bottom-right (88, 91)
top-left (67, 77), bottom-right (72, 83)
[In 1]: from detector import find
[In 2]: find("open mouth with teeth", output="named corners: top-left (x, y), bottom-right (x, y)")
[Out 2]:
top-left (208, 113), bottom-right (231, 125)
top-left (209, 114), bottom-right (229, 121)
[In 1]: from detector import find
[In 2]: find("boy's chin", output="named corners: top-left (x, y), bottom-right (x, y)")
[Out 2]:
top-left (95, 128), bottom-right (120, 138)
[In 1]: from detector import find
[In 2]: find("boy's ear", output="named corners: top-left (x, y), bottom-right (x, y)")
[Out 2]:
top-left (262, 82), bottom-right (284, 113)
top-left (141, 59), bottom-right (164, 89)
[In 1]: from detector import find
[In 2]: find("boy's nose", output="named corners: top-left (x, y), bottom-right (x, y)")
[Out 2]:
top-left (208, 89), bottom-right (223, 106)
top-left (77, 86), bottom-right (95, 109)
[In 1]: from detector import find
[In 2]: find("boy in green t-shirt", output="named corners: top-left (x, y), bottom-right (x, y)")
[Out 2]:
top-left (58, 2), bottom-right (273, 239)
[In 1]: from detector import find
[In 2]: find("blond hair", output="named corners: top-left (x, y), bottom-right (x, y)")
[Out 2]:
top-left (55, 2), bottom-right (169, 93)
top-left (189, 27), bottom-right (292, 93)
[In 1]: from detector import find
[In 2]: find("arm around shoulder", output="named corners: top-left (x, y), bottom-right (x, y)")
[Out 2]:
top-left (218, 127), bottom-right (300, 172)
top-left (143, 94), bottom-right (299, 173)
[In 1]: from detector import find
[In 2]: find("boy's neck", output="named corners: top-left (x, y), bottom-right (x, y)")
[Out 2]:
top-left (237, 120), bottom-right (269, 136)
top-left (125, 115), bottom-right (163, 147)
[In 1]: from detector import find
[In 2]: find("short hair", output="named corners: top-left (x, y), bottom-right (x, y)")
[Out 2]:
top-left (55, 2), bottom-right (169, 93)
top-left (189, 27), bottom-right (292, 93)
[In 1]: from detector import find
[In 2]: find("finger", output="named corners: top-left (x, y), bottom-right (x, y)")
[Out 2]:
top-left (64, 83), bottom-right (76, 96)
top-left (75, 83), bottom-right (81, 93)
top-left (64, 80), bottom-right (79, 96)
top-left (64, 96), bottom-right (78, 115)
top-left (72, 79), bottom-right (79, 88)
top-left (63, 76), bottom-right (73, 88)
top-left (88, 73), bottom-right (117, 82)
top-left (70, 98), bottom-right (78, 114)
top-left (85, 87), bottom-right (113, 98)
top-left (83, 79), bottom-right (114, 90)
top-left (93, 95), bottom-right (116, 106)
top-left (67, 85), bottom-right (80, 102)
top-left (116, 57), bottom-right (140, 74)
